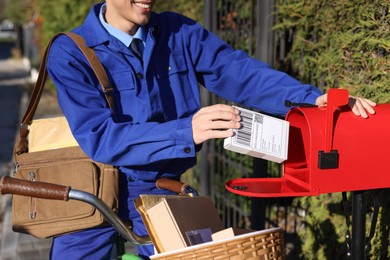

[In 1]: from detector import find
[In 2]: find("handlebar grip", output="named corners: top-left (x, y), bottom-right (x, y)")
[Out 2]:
top-left (155, 178), bottom-right (188, 194)
top-left (0, 176), bottom-right (71, 201)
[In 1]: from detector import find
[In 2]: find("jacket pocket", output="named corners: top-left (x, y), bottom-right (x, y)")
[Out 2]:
top-left (112, 71), bottom-right (136, 91)
top-left (155, 52), bottom-right (188, 79)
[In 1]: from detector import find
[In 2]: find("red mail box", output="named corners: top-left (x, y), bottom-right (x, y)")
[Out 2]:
top-left (226, 89), bottom-right (390, 197)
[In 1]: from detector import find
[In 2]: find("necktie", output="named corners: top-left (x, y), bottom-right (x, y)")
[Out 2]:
top-left (130, 38), bottom-right (143, 62)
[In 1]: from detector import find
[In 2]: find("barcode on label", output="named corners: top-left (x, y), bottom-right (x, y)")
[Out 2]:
top-left (255, 114), bottom-right (263, 124)
top-left (224, 106), bottom-right (289, 163)
top-left (236, 109), bottom-right (254, 146)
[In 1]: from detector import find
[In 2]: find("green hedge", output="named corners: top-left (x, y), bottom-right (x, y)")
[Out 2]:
top-left (36, 0), bottom-right (100, 47)
top-left (275, 0), bottom-right (389, 102)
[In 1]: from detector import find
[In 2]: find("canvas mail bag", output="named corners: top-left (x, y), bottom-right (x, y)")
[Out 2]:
top-left (12, 32), bottom-right (119, 238)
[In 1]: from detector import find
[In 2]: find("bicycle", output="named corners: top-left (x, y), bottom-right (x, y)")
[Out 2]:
top-left (0, 176), bottom-right (285, 259)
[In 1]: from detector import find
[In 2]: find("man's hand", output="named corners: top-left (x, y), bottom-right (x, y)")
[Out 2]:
top-left (315, 94), bottom-right (377, 118)
top-left (192, 104), bottom-right (241, 145)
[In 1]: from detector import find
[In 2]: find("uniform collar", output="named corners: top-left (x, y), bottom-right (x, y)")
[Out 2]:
top-left (74, 3), bottom-right (154, 48)
top-left (99, 3), bottom-right (146, 48)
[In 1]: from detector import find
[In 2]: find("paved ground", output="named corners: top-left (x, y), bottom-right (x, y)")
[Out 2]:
top-left (0, 58), bottom-right (53, 260)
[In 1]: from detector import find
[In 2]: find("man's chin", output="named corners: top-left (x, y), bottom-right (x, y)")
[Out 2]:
top-left (136, 16), bottom-right (151, 27)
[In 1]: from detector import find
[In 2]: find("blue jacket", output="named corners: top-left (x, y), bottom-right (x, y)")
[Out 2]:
top-left (47, 3), bottom-right (322, 182)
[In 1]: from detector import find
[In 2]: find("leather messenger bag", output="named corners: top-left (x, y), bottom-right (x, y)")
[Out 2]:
top-left (12, 32), bottom-right (119, 238)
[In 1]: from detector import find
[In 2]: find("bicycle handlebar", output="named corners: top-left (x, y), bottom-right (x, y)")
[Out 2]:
top-left (0, 176), bottom-right (70, 201)
top-left (0, 176), bottom-right (198, 199)
top-left (0, 176), bottom-right (199, 246)
top-left (156, 177), bottom-right (199, 197)
top-left (0, 176), bottom-right (152, 245)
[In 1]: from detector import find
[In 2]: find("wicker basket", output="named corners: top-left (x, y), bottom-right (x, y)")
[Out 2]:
top-left (150, 227), bottom-right (285, 260)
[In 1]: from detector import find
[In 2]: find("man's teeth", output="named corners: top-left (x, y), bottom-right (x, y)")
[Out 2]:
top-left (135, 2), bottom-right (151, 8)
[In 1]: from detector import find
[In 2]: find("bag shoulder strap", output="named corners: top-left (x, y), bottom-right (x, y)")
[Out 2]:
top-left (15, 32), bottom-right (115, 155)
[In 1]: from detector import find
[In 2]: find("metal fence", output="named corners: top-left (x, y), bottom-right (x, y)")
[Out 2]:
top-left (195, 0), bottom-right (304, 256)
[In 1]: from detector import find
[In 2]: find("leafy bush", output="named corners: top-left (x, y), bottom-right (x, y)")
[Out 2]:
top-left (275, 0), bottom-right (389, 102)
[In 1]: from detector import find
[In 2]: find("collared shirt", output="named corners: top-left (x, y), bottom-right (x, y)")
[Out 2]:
top-left (47, 3), bottom-right (322, 183)
top-left (98, 3), bottom-right (146, 50)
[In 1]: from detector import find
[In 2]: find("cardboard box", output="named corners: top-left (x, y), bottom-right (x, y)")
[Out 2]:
top-left (224, 106), bottom-right (289, 163)
top-left (211, 227), bottom-right (254, 241)
top-left (146, 196), bottom-right (225, 252)
top-left (134, 198), bottom-right (164, 253)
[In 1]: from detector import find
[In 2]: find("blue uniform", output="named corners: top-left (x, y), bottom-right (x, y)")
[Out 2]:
top-left (47, 3), bottom-right (322, 259)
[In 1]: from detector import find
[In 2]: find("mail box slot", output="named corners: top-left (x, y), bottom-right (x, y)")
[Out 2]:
top-left (226, 89), bottom-right (390, 197)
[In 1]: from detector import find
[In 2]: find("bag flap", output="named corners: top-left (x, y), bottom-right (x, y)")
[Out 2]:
top-left (29, 116), bottom-right (78, 152)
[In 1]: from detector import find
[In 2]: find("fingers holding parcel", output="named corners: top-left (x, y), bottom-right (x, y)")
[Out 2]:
top-left (201, 104), bottom-right (241, 130)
